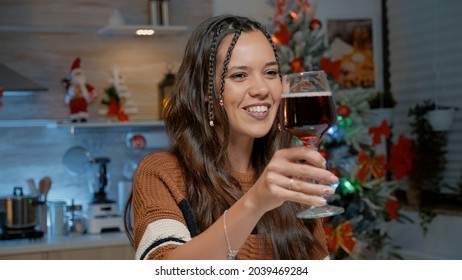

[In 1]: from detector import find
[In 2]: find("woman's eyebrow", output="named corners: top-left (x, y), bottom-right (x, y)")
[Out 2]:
top-left (228, 61), bottom-right (279, 71)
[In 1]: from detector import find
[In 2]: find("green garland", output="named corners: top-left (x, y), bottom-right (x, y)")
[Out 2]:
top-left (408, 100), bottom-right (448, 234)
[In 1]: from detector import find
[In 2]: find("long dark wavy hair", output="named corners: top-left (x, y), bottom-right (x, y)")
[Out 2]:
top-left (125, 15), bottom-right (325, 259)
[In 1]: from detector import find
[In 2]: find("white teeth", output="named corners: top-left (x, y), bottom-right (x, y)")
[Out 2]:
top-left (246, 106), bottom-right (268, 113)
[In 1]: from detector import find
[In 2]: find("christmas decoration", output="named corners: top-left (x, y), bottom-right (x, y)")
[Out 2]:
top-left (407, 100), bottom-right (453, 234)
top-left (337, 103), bottom-right (351, 118)
top-left (386, 135), bottom-right (414, 180)
top-left (268, 0), bottom-right (411, 259)
top-left (100, 66), bottom-right (138, 122)
top-left (101, 85), bottom-right (129, 121)
top-left (62, 57), bottom-right (98, 122)
top-left (158, 66), bottom-right (176, 119)
top-left (321, 90), bottom-right (411, 259)
top-left (324, 221), bottom-right (356, 256)
top-left (368, 120), bottom-right (391, 145)
top-left (309, 18), bottom-right (322, 30)
top-left (320, 57), bottom-right (341, 79)
top-left (268, 0), bottom-right (328, 75)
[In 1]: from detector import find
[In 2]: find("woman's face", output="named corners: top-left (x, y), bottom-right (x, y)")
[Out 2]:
top-left (216, 30), bottom-right (281, 141)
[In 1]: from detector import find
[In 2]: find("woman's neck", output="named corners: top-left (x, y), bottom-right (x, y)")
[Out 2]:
top-left (227, 136), bottom-right (254, 173)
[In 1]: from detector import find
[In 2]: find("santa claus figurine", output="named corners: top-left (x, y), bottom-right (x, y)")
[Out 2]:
top-left (63, 57), bottom-right (98, 122)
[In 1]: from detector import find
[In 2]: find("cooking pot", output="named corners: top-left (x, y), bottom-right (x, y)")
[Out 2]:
top-left (0, 186), bottom-right (39, 229)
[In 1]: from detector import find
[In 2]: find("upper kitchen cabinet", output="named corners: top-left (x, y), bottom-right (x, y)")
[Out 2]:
top-left (0, 0), bottom-right (213, 126)
top-left (97, 2), bottom-right (188, 37)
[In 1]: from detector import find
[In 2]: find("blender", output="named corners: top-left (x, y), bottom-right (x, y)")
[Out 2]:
top-left (86, 157), bottom-right (124, 234)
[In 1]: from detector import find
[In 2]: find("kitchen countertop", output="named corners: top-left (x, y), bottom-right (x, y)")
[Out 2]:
top-left (0, 232), bottom-right (131, 256)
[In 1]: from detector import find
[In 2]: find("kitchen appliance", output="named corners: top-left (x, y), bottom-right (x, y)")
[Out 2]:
top-left (86, 157), bottom-right (124, 234)
top-left (0, 186), bottom-right (44, 240)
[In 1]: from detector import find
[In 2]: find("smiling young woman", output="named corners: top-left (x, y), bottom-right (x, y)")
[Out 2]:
top-left (125, 14), bottom-right (338, 260)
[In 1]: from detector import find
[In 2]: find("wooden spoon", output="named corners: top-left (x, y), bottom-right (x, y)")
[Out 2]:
top-left (39, 176), bottom-right (52, 202)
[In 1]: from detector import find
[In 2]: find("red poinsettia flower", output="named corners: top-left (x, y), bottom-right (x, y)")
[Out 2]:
top-left (386, 135), bottom-right (414, 180)
top-left (368, 120), bottom-right (391, 144)
top-left (324, 221), bottom-right (356, 255)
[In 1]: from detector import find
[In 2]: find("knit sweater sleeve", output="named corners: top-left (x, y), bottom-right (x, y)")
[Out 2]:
top-left (313, 218), bottom-right (329, 259)
top-left (132, 151), bottom-right (194, 260)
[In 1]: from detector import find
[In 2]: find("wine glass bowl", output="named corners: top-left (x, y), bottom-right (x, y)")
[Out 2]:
top-left (281, 71), bottom-right (344, 219)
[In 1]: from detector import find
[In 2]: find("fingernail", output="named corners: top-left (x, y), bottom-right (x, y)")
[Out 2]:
top-left (330, 176), bottom-right (339, 184)
top-left (323, 188), bottom-right (335, 196)
top-left (316, 197), bottom-right (327, 206)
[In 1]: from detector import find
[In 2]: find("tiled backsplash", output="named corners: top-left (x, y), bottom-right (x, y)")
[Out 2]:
top-left (0, 123), bottom-right (169, 213)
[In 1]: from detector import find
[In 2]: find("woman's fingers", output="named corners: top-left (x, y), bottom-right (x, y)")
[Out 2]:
top-left (251, 146), bottom-right (340, 212)
top-left (283, 146), bottom-right (327, 168)
top-left (267, 172), bottom-right (335, 206)
top-left (270, 147), bottom-right (339, 185)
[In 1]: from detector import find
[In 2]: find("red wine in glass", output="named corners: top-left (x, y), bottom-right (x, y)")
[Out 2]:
top-left (281, 71), bottom-right (344, 219)
top-left (282, 93), bottom-right (337, 150)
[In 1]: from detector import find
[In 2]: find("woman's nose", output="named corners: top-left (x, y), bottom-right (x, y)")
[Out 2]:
top-left (249, 77), bottom-right (270, 97)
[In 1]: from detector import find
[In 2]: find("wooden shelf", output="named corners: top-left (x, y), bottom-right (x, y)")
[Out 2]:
top-left (0, 119), bottom-right (164, 129)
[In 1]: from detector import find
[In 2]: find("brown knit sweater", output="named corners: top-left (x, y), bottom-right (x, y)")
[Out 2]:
top-left (132, 151), bottom-right (328, 260)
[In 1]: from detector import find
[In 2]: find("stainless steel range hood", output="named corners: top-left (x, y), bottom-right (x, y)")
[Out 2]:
top-left (0, 63), bottom-right (48, 96)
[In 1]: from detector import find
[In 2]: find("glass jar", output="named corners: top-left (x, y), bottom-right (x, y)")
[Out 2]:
top-left (66, 200), bottom-right (85, 235)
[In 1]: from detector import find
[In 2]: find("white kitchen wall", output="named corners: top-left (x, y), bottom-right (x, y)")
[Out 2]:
top-left (212, 0), bottom-right (274, 24)
top-left (0, 0), bottom-right (212, 212)
top-left (0, 125), bottom-right (168, 214)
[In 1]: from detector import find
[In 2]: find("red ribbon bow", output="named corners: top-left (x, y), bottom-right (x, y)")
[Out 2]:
top-left (320, 57), bottom-right (341, 79)
top-left (324, 221), bottom-right (356, 255)
top-left (368, 120), bottom-right (391, 144)
top-left (356, 150), bottom-right (386, 184)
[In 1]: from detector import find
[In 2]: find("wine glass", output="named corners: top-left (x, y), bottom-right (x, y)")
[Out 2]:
top-left (281, 70), bottom-right (344, 219)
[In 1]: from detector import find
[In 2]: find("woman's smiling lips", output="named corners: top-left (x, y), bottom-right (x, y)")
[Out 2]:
top-left (243, 102), bottom-right (271, 120)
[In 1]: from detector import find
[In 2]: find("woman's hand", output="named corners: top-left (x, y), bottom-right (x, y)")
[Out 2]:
top-left (245, 145), bottom-right (339, 215)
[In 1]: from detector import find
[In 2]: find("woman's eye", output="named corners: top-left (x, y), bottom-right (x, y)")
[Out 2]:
top-left (230, 72), bottom-right (247, 79)
top-left (265, 70), bottom-right (279, 77)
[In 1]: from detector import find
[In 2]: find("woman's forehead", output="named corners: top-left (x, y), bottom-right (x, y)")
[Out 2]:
top-left (216, 30), bottom-right (273, 67)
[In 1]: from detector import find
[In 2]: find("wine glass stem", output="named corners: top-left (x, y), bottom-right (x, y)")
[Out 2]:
top-left (305, 138), bottom-right (319, 151)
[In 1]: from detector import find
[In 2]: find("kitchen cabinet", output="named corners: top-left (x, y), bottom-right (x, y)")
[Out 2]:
top-left (0, 252), bottom-right (47, 260)
top-left (48, 245), bottom-right (134, 260)
top-left (0, 245), bottom-right (134, 260)
top-left (0, 233), bottom-right (135, 260)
